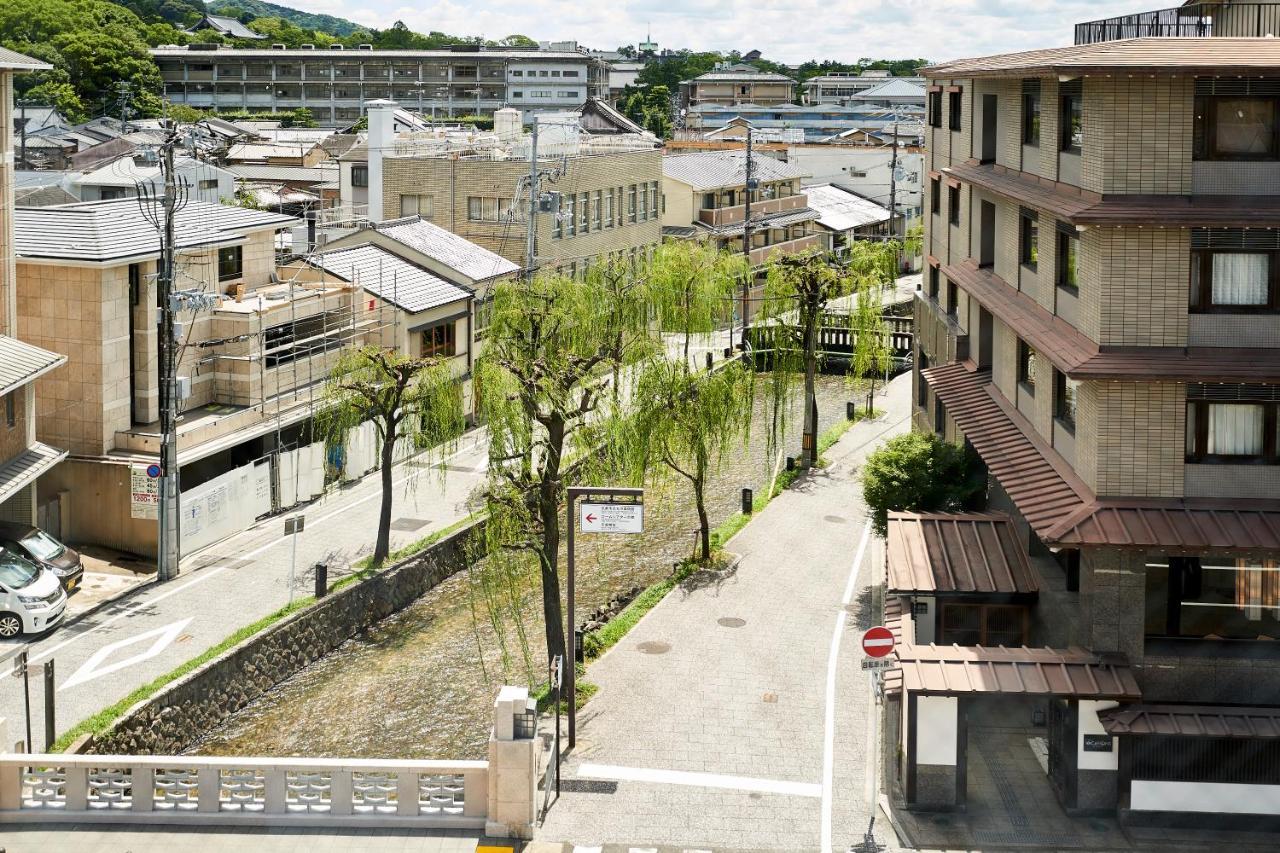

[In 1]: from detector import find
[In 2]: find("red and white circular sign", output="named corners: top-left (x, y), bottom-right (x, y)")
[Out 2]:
top-left (862, 625), bottom-right (895, 658)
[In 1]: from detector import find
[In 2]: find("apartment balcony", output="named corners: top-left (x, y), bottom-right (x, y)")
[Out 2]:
top-left (1074, 3), bottom-right (1280, 43)
top-left (748, 234), bottom-right (823, 266)
top-left (699, 194), bottom-right (806, 227)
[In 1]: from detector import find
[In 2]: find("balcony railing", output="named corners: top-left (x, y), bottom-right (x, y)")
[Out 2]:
top-left (1075, 3), bottom-right (1280, 44)
top-left (748, 234), bottom-right (823, 266)
top-left (699, 194), bottom-right (806, 227)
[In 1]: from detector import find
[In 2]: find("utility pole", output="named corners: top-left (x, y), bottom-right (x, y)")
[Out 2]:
top-left (17, 99), bottom-right (32, 169)
top-left (156, 131), bottom-right (182, 581)
top-left (116, 82), bottom-right (133, 135)
top-left (525, 119), bottom-right (539, 281)
top-left (740, 127), bottom-right (754, 349)
top-left (888, 119), bottom-right (901, 273)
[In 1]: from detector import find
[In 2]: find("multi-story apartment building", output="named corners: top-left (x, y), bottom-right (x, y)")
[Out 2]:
top-left (802, 70), bottom-right (926, 105)
top-left (367, 104), bottom-right (663, 275)
top-left (0, 48), bottom-right (67, 533)
top-left (891, 6), bottom-right (1280, 828)
top-left (679, 63), bottom-right (796, 110)
top-left (152, 45), bottom-right (610, 126)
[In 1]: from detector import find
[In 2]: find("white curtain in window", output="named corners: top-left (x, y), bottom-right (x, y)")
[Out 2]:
top-left (1211, 253), bottom-right (1269, 306)
top-left (1207, 403), bottom-right (1265, 455)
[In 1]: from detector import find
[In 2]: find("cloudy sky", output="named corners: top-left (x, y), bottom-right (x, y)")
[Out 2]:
top-left (282, 0), bottom-right (1155, 63)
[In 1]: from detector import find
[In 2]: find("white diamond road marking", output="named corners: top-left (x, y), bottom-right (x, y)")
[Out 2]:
top-left (59, 618), bottom-right (193, 692)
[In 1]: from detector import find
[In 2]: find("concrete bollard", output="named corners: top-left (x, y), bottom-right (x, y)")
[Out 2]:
top-left (486, 686), bottom-right (537, 839)
top-left (314, 562), bottom-right (328, 599)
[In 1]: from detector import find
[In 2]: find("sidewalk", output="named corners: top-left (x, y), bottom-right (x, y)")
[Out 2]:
top-left (535, 374), bottom-right (911, 852)
top-left (0, 824), bottom-right (498, 853)
top-left (0, 431), bottom-right (489, 747)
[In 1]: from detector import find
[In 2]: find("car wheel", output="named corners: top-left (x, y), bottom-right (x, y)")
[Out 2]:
top-left (0, 613), bottom-right (21, 639)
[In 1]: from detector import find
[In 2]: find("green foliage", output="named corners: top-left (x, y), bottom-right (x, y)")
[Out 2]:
top-left (164, 100), bottom-right (205, 123)
top-left (496, 34), bottom-right (537, 47)
top-left (110, 0), bottom-right (204, 26)
top-left (279, 106), bottom-right (316, 127)
top-left (861, 431), bottom-right (985, 536)
top-left (647, 240), bottom-right (744, 359)
top-left (24, 81), bottom-right (87, 123)
top-left (208, 0), bottom-right (361, 35)
top-left (619, 84), bottom-right (674, 139)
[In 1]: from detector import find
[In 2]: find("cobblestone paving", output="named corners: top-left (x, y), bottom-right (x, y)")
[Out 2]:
top-left (537, 376), bottom-right (911, 852)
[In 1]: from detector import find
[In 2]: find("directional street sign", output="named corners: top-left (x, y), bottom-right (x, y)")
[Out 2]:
top-left (579, 502), bottom-right (644, 534)
top-left (862, 625), bottom-right (895, 658)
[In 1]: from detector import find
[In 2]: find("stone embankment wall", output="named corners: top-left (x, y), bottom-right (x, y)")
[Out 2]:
top-left (90, 521), bottom-right (485, 755)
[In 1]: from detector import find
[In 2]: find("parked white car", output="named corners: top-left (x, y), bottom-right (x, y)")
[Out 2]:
top-left (0, 549), bottom-right (67, 638)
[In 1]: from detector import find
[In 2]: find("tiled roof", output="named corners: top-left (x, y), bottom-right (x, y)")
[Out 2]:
top-left (662, 151), bottom-right (809, 191)
top-left (196, 14), bottom-right (266, 39)
top-left (924, 37), bottom-right (1280, 78)
top-left (848, 78), bottom-right (926, 100)
top-left (224, 164), bottom-right (339, 183)
top-left (372, 216), bottom-right (520, 282)
top-left (885, 511), bottom-right (1040, 596)
top-left (14, 199), bottom-right (299, 263)
top-left (305, 244), bottom-right (471, 314)
top-left (804, 184), bottom-right (892, 232)
top-left (946, 161), bottom-right (1280, 227)
top-left (0, 336), bottom-right (66, 396)
top-left (0, 442), bottom-right (67, 505)
top-left (693, 69), bottom-right (795, 83)
top-left (75, 155), bottom-right (230, 188)
top-left (893, 644), bottom-right (1141, 699)
top-left (698, 207), bottom-right (820, 238)
top-left (1047, 498), bottom-right (1280, 553)
top-left (1098, 704), bottom-right (1280, 739)
top-left (151, 47), bottom-right (594, 61)
top-left (921, 361), bottom-right (1093, 540)
top-left (0, 46), bottom-right (50, 71)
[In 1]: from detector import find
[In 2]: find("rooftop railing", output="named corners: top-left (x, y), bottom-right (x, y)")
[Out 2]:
top-left (1075, 3), bottom-right (1280, 44)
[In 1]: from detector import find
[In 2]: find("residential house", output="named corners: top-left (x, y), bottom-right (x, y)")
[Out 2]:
top-left (75, 154), bottom-right (237, 204)
top-left (0, 48), bottom-right (68, 532)
top-left (894, 6), bottom-right (1280, 827)
top-left (802, 71), bottom-right (926, 105)
top-left (679, 63), bottom-right (796, 110)
top-left (9, 199), bottom-right (392, 558)
top-left (803, 183), bottom-right (892, 253)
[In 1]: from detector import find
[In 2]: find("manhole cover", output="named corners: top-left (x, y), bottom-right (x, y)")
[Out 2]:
top-left (389, 518), bottom-right (429, 532)
top-left (762, 692), bottom-right (778, 703)
top-left (717, 617), bottom-right (746, 628)
top-left (636, 641), bottom-right (671, 655)
top-left (824, 514), bottom-right (848, 524)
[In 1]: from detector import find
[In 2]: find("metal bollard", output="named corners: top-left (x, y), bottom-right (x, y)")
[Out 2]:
top-left (741, 487), bottom-right (753, 515)
top-left (314, 562), bottom-right (328, 599)
top-left (705, 351), bottom-right (713, 371)
top-left (847, 401), bottom-right (856, 420)
top-left (723, 347), bottom-right (733, 359)
top-left (786, 456), bottom-right (796, 471)
top-left (43, 661), bottom-right (54, 752)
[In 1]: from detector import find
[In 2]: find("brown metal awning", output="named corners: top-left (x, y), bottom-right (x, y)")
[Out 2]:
top-left (1047, 499), bottom-right (1280, 553)
top-left (886, 511), bottom-right (1039, 596)
top-left (1098, 704), bottom-right (1280, 739)
top-left (894, 644), bottom-right (1142, 700)
top-left (921, 362), bottom-right (1093, 540)
top-left (941, 259), bottom-right (1280, 382)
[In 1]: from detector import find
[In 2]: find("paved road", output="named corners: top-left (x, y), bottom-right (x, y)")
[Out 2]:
top-left (536, 374), bottom-right (911, 852)
top-left (0, 431), bottom-right (490, 748)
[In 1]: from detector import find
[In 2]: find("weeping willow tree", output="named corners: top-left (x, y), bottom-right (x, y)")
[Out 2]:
top-left (757, 241), bottom-right (900, 469)
top-left (648, 240), bottom-right (747, 364)
top-left (317, 346), bottom-right (466, 566)
top-left (476, 262), bottom-right (655, 665)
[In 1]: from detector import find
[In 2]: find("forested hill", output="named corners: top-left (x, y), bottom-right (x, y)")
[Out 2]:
top-left (206, 0), bottom-right (361, 37)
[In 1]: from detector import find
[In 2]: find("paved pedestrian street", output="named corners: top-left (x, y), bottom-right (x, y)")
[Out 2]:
top-left (536, 375), bottom-right (911, 852)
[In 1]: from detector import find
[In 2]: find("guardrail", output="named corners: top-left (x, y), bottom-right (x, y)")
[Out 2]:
top-left (1074, 3), bottom-right (1280, 44)
top-left (0, 754), bottom-right (487, 828)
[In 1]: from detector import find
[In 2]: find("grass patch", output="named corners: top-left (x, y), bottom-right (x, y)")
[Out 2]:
top-left (816, 407), bottom-right (882, 466)
top-left (348, 512), bottom-right (481, 576)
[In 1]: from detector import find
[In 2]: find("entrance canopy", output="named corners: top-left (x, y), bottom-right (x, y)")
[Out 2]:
top-left (886, 644), bottom-right (1141, 700)
top-left (886, 511), bottom-right (1040, 596)
top-left (1098, 703), bottom-right (1280, 739)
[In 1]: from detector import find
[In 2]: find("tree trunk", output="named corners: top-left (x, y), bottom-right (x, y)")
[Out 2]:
top-left (801, 305), bottom-right (819, 469)
top-left (694, 475), bottom-right (710, 563)
top-left (373, 418), bottom-right (397, 566)
top-left (538, 415), bottom-right (568, 665)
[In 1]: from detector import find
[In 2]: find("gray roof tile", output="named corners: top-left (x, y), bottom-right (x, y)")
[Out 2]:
top-left (662, 151), bottom-right (809, 191)
top-left (372, 216), bottom-right (521, 282)
top-left (307, 244), bottom-right (471, 314)
top-left (0, 336), bottom-right (65, 396)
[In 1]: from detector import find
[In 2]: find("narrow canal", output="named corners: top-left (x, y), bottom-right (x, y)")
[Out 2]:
top-left (191, 375), bottom-right (864, 760)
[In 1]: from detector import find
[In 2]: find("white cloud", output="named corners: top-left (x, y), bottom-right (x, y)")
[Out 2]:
top-left (276, 0), bottom-right (1153, 63)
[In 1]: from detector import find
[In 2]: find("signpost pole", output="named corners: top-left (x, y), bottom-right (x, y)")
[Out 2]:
top-left (565, 491), bottom-right (577, 748)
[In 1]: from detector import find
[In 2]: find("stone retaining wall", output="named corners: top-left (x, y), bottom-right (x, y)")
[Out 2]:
top-left (90, 520), bottom-right (486, 756)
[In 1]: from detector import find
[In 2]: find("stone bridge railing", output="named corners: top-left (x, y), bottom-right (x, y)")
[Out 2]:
top-left (0, 685), bottom-right (539, 837)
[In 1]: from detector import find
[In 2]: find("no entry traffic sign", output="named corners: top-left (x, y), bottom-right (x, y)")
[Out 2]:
top-left (862, 625), bottom-right (895, 658)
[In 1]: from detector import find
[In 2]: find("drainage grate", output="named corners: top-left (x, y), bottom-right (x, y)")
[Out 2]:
top-left (560, 779), bottom-right (618, 794)
top-left (389, 517), bottom-right (429, 532)
top-left (717, 617), bottom-right (746, 628)
top-left (636, 641), bottom-right (671, 655)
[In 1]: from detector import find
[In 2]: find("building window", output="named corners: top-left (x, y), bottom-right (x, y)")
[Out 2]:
top-left (198, 178), bottom-right (219, 191)
top-left (510, 70), bottom-right (523, 77)
top-left (603, 190), bottom-right (614, 227)
top-left (1145, 555), bottom-right (1280, 641)
top-left (218, 245), bottom-right (243, 282)
top-left (946, 279), bottom-right (958, 318)
top-left (928, 266), bottom-right (940, 300)
top-left (947, 185), bottom-right (960, 226)
top-left (511, 91), bottom-right (523, 98)
top-left (1060, 87), bottom-right (1082, 153)
top-left (1022, 81), bottom-right (1041, 145)
top-left (649, 181), bottom-right (659, 220)
top-left (1017, 338), bottom-right (1038, 391)
top-left (400, 194), bottom-right (433, 219)
top-left (628, 184), bottom-right (637, 223)
top-left (563, 70), bottom-right (579, 77)
top-left (927, 91), bottom-right (942, 127)
top-left (1190, 250), bottom-right (1278, 312)
top-left (1056, 228), bottom-right (1079, 291)
top-left (1054, 370), bottom-right (1078, 432)
top-left (1019, 209), bottom-right (1038, 270)
top-left (917, 353), bottom-right (930, 409)
top-left (1195, 95), bottom-right (1279, 161)
top-left (637, 184), bottom-right (648, 220)
top-left (1185, 400), bottom-right (1278, 462)
top-left (100, 187), bottom-right (127, 201)
top-left (468, 196), bottom-right (513, 222)
top-left (930, 176), bottom-right (940, 215)
top-left (564, 194), bottom-right (576, 236)
top-left (948, 90), bottom-right (962, 131)
top-left (578, 192), bottom-right (589, 232)
top-left (4, 393), bottom-right (14, 429)
top-left (421, 321), bottom-right (456, 358)
top-left (351, 164), bottom-right (368, 188)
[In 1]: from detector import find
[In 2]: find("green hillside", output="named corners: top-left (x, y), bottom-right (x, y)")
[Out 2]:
top-left (207, 0), bottom-right (361, 37)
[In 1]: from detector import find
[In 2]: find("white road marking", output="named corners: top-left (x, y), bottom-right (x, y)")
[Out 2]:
top-left (59, 617), bottom-right (193, 691)
top-left (820, 517), bottom-right (873, 853)
top-left (30, 566), bottom-right (229, 664)
top-left (578, 762), bottom-right (821, 798)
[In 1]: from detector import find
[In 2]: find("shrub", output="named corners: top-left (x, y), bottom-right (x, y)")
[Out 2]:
top-left (861, 431), bottom-right (984, 535)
